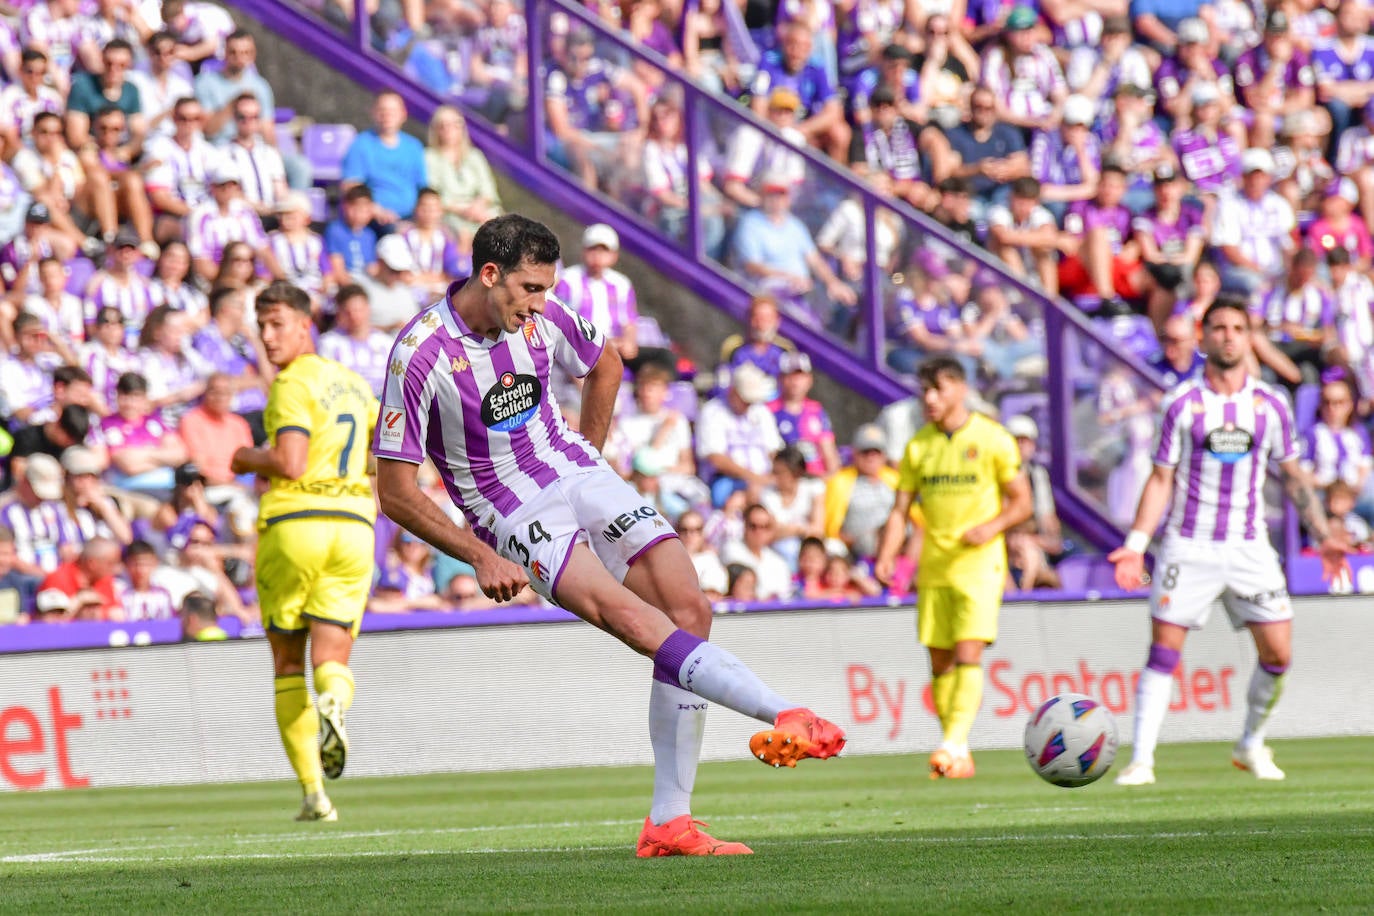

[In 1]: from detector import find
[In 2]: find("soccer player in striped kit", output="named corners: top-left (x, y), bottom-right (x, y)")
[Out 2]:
top-left (1110, 297), bottom-right (1350, 785)
top-left (373, 215), bottom-right (846, 857)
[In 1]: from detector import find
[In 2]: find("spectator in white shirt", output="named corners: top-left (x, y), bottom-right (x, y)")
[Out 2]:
top-left (721, 503), bottom-right (795, 601)
top-left (1211, 147), bottom-right (1297, 300)
top-left (129, 32), bottom-right (194, 140)
top-left (676, 508), bottom-right (727, 599)
top-left (219, 92), bottom-right (288, 222)
top-left (145, 95), bottom-right (221, 243)
top-left (987, 176), bottom-right (1060, 295)
top-left (695, 362), bottom-right (784, 507)
top-left (0, 48), bottom-right (65, 161)
top-left (317, 284), bottom-right (392, 397)
top-left (553, 223), bottom-right (642, 364)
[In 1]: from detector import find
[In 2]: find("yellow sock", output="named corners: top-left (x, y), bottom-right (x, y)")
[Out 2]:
top-left (314, 661), bottom-right (355, 711)
top-left (931, 671), bottom-right (956, 728)
top-left (943, 664), bottom-right (984, 748)
top-left (274, 674), bottom-right (323, 794)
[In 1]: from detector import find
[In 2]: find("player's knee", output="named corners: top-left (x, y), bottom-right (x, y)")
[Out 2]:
top-left (1258, 652), bottom-right (1290, 674)
top-left (675, 591), bottom-right (712, 637)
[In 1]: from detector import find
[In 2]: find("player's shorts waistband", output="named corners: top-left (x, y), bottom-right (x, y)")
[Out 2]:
top-left (261, 510), bottom-right (376, 528)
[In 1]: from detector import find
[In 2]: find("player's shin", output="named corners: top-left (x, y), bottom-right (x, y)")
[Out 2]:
top-left (648, 679), bottom-right (706, 826)
top-left (652, 629), bottom-right (790, 722)
top-left (931, 670), bottom-right (956, 729)
top-left (942, 664), bottom-right (983, 753)
top-left (1240, 661), bottom-right (1287, 750)
top-left (274, 674), bottom-right (324, 794)
top-left (314, 660), bottom-right (356, 710)
top-left (1131, 644), bottom-right (1179, 767)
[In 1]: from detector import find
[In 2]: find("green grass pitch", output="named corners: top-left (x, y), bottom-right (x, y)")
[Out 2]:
top-left (3, 737), bottom-right (1372, 914)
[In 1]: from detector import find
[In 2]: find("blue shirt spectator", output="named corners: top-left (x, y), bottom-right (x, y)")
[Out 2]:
top-left (324, 218), bottom-right (378, 277)
top-left (194, 32), bottom-right (277, 143)
top-left (340, 91), bottom-right (428, 222)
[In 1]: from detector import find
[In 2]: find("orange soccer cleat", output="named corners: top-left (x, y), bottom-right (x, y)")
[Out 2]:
top-left (635, 816), bottom-right (754, 857)
top-left (749, 707), bottom-right (847, 768)
top-left (930, 748), bottom-right (976, 779)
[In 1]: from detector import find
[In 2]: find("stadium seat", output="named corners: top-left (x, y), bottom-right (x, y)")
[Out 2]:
top-left (1055, 555), bottom-right (1093, 594)
top-left (274, 107), bottom-right (295, 124)
top-left (305, 186), bottom-right (330, 223)
top-left (301, 123), bottom-right (357, 185)
top-left (1294, 383), bottom-right (1320, 433)
top-left (635, 315), bottom-right (669, 349)
top-left (64, 257), bottom-right (95, 296)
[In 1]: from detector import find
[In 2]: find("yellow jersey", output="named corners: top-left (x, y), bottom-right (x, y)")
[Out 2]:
top-left (896, 412), bottom-right (1021, 586)
top-left (260, 353), bottom-right (378, 528)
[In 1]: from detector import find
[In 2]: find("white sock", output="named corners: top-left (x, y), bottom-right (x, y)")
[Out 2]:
top-left (1239, 666), bottom-right (1286, 750)
top-left (1131, 667), bottom-right (1174, 767)
top-left (668, 640), bottom-right (791, 723)
top-left (648, 681), bottom-right (705, 826)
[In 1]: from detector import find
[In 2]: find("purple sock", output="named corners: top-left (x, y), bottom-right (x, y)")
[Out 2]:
top-left (1260, 661), bottom-right (1288, 676)
top-left (1146, 644), bottom-right (1181, 675)
top-left (652, 629), bottom-right (704, 686)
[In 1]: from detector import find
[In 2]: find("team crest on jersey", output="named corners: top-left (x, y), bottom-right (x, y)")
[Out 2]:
top-left (451, 356), bottom-right (470, 373)
top-left (574, 314), bottom-right (597, 342)
top-left (389, 359), bottom-right (404, 377)
top-left (1204, 423), bottom-right (1254, 464)
top-left (481, 371), bottom-right (541, 431)
top-left (522, 319), bottom-right (544, 348)
top-left (965, 446), bottom-right (979, 461)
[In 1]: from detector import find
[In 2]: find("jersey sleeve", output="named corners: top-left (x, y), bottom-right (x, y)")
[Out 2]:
top-left (895, 437), bottom-right (922, 494)
top-left (265, 369), bottom-right (315, 441)
top-left (1152, 386), bottom-right (1191, 468)
top-left (372, 326), bottom-right (434, 464)
top-left (990, 424), bottom-right (1022, 485)
top-left (541, 296), bottom-right (606, 379)
top-left (1266, 388), bottom-right (1300, 463)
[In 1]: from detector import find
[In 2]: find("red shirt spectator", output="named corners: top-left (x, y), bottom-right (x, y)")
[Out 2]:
top-left (33, 537), bottom-right (123, 622)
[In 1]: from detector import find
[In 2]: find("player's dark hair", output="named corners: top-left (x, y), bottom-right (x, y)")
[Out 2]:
top-left (53, 365), bottom-right (92, 389)
top-left (472, 214), bottom-right (561, 275)
top-left (58, 404), bottom-right (91, 442)
top-left (917, 355), bottom-right (967, 386)
top-left (257, 280), bottom-right (313, 316)
top-left (123, 539), bottom-right (157, 562)
top-left (1201, 295), bottom-right (1250, 329)
top-left (116, 371), bottom-right (148, 395)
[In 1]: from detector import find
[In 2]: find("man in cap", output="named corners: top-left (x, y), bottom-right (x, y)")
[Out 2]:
top-left (850, 44), bottom-right (921, 127)
top-left (1235, 9), bottom-right (1317, 149)
top-left (0, 452), bottom-right (67, 575)
top-left (353, 233), bottom-right (422, 332)
top-left (1211, 147), bottom-right (1297, 299)
top-left (823, 423), bottom-right (900, 565)
top-left (696, 363), bottom-right (783, 507)
top-left (186, 159), bottom-right (284, 283)
top-left (1029, 94), bottom-right (1101, 222)
top-left (750, 22), bottom-right (849, 160)
top-left (553, 223), bottom-right (644, 364)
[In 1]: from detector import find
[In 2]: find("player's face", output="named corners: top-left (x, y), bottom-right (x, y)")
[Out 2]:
top-left (257, 303), bottom-right (314, 368)
top-left (484, 259), bottom-right (557, 334)
top-left (921, 373), bottom-right (966, 426)
top-left (1201, 306), bottom-right (1251, 369)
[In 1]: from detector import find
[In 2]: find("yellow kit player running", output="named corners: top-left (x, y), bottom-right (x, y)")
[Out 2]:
top-left (231, 281), bottom-right (378, 822)
top-left (875, 356), bottom-right (1031, 779)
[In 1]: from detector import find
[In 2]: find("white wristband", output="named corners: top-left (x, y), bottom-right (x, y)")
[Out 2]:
top-left (1124, 530), bottom-right (1151, 554)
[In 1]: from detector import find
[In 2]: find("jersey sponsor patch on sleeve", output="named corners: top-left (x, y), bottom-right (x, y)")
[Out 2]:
top-left (379, 405), bottom-right (406, 448)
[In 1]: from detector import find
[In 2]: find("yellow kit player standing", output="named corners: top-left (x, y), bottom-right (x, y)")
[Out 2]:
top-left (875, 356), bottom-right (1031, 779)
top-left (231, 281), bottom-right (378, 822)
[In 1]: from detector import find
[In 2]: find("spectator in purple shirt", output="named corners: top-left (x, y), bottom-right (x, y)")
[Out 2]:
top-left (1172, 81), bottom-right (1242, 199)
top-left (849, 43), bottom-right (921, 127)
top-left (1133, 164), bottom-right (1206, 328)
top-left (1234, 8), bottom-right (1318, 149)
top-left (1096, 82), bottom-right (1174, 215)
top-left (1057, 162), bottom-right (1163, 316)
top-left (1028, 94), bottom-right (1101, 221)
top-left (190, 287), bottom-right (268, 416)
top-left (1314, 2), bottom-right (1374, 157)
top-left (750, 22), bottom-right (850, 161)
top-left (1154, 18), bottom-right (1235, 131)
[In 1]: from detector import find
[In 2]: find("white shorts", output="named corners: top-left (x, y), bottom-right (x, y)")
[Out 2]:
top-left (1151, 537), bottom-right (1292, 631)
top-left (491, 469), bottom-right (677, 602)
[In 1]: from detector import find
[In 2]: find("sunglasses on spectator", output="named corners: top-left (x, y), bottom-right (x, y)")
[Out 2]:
top-left (747, 520), bottom-right (773, 530)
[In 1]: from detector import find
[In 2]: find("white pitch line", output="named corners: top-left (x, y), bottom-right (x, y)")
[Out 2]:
top-left (8, 825), bottom-right (1374, 865)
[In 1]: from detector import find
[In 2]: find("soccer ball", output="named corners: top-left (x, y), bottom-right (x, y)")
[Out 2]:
top-left (1023, 693), bottom-right (1119, 788)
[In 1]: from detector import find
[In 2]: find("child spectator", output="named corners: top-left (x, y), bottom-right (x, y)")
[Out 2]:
top-left (1305, 178), bottom-right (1372, 271)
top-left (400, 187), bottom-right (467, 300)
top-left (768, 351), bottom-right (840, 477)
top-left (794, 535), bottom-right (828, 598)
top-left (325, 184), bottom-right (379, 285)
top-left (268, 192), bottom-right (326, 306)
top-left (724, 563), bottom-right (757, 602)
top-left (100, 371), bottom-right (188, 496)
top-left (24, 257), bottom-right (85, 358)
top-left (606, 362), bottom-right (705, 520)
top-left (818, 551), bottom-right (881, 601)
top-left (987, 176), bottom-right (1059, 295)
top-left (118, 539), bottom-right (177, 621)
top-left (1326, 480), bottom-right (1372, 549)
top-left (760, 444), bottom-right (825, 567)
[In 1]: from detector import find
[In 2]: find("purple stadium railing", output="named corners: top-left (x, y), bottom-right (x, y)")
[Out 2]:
top-left (227, 0), bottom-right (1175, 557)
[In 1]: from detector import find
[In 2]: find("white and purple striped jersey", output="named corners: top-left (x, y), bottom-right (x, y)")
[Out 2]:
top-left (552, 264), bottom-right (638, 338)
top-left (1153, 376), bottom-right (1300, 543)
top-left (117, 583), bottom-right (177, 621)
top-left (373, 281), bottom-right (607, 542)
top-left (267, 229), bottom-right (325, 300)
top-left (185, 198), bottom-right (268, 264)
top-left (318, 328), bottom-right (393, 397)
top-left (144, 133), bottom-right (221, 208)
top-left (1301, 421), bottom-right (1371, 489)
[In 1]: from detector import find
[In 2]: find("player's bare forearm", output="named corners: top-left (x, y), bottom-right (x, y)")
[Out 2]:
top-left (1127, 465), bottom-right (1176, 544)
top-left (1281, 461), bottom-right (1331, 543)
top-left (987, 474), bottom-right (1033, 538)
top-left (580, 344), bottom-right (623, 453)
top-left (377, 459), bottom-right (498, 566)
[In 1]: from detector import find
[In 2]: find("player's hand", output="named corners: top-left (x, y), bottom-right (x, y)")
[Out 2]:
top-left (1317, 535), bottom-right (1353, 584)
top-left (474, 554), bottom-right (529, 603)
top-left (873, 555), bottom-right (896, 587)
top-left (961, 523), bottom-right (997, 546)
top-left (229, 446), bottom-right (255, 474)
top-left (1107, 547), bottom-right (1147, 590)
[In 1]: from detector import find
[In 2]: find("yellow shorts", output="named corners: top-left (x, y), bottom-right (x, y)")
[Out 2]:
top-left (917, 578), bottom-right (1003, 649)
top-left (256, 517), bottom-right (375, 638)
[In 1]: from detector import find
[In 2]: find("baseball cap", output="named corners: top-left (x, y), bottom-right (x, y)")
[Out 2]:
top-left (34, 589), bottom-right (71, 614)
top-left (581, 223), bottom-right (619, 251)
top-left (60, 446), bottom-right (104, 477)
top-left (1265, 8), bottom-right (1289, 33)
top-left (1241, 147), bottom-right (1275, 175)
top-left (1005, 5), bottom-right (1037, 30)
top-left (375, 234), bottom-right (416, 272)
top-left (852, 423), bottom-right (888, 453)
top-left (779, 351), bottom-right (812, 374)
top-left (1329, 176), bottom-right (1360, 204)
top-left (1190, 82), bottom-right (1221, 106)
top-left (1153, 163), bottom-right (1179, 184)
top-left (209, 161), bottom-right (242, 185)
top-left (275, 190), bottom-right (312, 214)
top-left (1006, 415), bottom-right (1039, 441)
top-left (767, 87), bottom-right (802, 112)
top-left (759, 170), bottom-right (793, 193)
top-left (25, 201), bottom-right (50, 224)
top-left (112, 225), bottom-right (141, 249)
top-left (1063, 94), bottom-right (1095, 126)
top-left (1177, 17), bottom-right (1208, 44)
top-left (25, 453), bottom-right (63, 501)
top-left (730, 363), bottom-right (772, 405)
